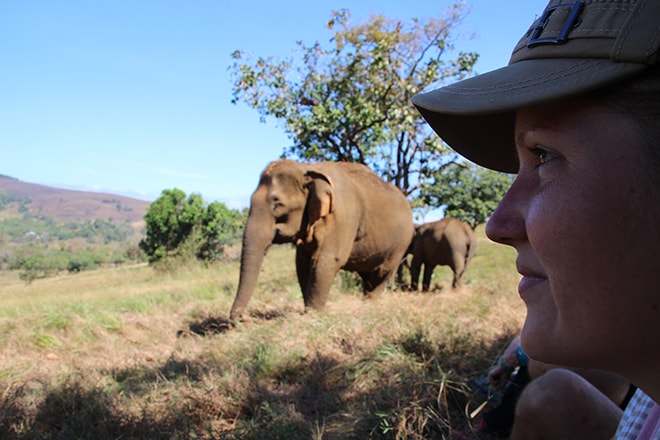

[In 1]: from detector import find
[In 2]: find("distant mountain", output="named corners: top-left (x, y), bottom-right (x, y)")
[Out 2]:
top-left (0, 175), bottom-right (150, 230)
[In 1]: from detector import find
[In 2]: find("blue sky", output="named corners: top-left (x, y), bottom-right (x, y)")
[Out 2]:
top-left (1, 0), bottom-right (547, 210)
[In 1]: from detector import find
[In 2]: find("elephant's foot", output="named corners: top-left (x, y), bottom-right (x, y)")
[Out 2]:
top-left (406, 284), bottom-right (419, 293)
top-left (229, 313), bottom-right (251, 324)
top-left (363, 283), bottom-right (389, 299)
top-left (303, 297), bottom-right (328, 312)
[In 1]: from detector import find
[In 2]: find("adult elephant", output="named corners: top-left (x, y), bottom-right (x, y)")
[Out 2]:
top-left (229, 159), bottom-right (414, 322)
top-left (408, 217), bottom-right (476, 291)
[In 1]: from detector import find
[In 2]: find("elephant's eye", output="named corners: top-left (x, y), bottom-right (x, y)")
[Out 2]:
top-left (272, 202), bottom-right (288, 223)
top-left (269, 194), bottom-right (284, 212)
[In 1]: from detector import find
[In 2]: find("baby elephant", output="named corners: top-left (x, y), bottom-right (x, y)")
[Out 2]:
top-left (408, 217), bottom-right (476, 291)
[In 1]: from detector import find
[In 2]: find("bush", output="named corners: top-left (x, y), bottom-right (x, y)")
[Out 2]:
top-left (140, 189), bottom-right (246, 264)
top-left (8, 245), bottom-right (142, 282)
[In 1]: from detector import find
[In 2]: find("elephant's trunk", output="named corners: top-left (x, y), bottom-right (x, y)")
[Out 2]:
top-left (229, 208), bottom-right (275, 321)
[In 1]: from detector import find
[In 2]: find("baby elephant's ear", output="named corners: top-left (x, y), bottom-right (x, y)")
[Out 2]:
top-left (304, 170), bottom-right (334, 226)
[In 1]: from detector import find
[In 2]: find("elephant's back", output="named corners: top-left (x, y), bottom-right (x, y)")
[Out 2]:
top-left (314, 161), bottom-right (414, 259)
top-left (421, 218), bottom-right (470, 246)
top-left (320, 162), bottom-right (401, 196)
top-left (316, 161), bottom-right (412, 216)
top-left (441, 218), bottom-right (475, 253)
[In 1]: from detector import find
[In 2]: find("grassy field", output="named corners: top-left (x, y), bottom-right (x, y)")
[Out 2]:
top-left (0, 226), bottom-right (525, 439)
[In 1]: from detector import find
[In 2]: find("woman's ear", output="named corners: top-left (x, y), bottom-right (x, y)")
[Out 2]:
top-left (304, 170), bottom-right (334, 226)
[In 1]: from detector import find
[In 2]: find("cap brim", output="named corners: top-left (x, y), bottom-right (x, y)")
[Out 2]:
top-left (412, 58), bottom-right (645, 173)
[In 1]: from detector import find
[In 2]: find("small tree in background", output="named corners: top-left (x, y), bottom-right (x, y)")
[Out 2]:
top-left (139, 189), bottom-right (246, 264)
top-left (422, 163), bottom-right (513, 229)
top-left (139, 189), bottom-right (198, 262)
top-left (197, 202), bottom-right (245, 262)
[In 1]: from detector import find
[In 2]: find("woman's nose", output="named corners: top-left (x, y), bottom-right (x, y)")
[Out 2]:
top-left (485, 177), bottom-right (526, 246)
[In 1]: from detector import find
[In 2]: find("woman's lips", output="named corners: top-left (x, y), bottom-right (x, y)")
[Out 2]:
top-left (516, 260), bottom-right (547, 298)
top-left (518, 275), bottom-right (547, 298)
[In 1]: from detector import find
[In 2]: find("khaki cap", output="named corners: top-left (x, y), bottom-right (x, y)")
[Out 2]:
top-left (412, 0), bottom-right (660, 173)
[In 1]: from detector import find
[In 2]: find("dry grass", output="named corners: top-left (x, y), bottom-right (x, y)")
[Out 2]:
top-left (0, 227), bottom-right (524, 439)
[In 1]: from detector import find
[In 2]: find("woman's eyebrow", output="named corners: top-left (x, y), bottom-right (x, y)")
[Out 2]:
top-left (515, 131), bottom-right (528, 149)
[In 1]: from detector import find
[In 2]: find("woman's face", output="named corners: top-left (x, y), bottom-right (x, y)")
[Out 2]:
top-left (486, 99), bottom-right (660, 374)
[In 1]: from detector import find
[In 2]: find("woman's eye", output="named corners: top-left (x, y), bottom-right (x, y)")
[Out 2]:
top-left (529, 146), bottom-right (556, 165)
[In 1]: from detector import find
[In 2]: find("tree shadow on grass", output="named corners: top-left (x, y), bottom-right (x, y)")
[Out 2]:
top-left (0, 379), bottom-right (200, 440)
top-left (182, 315), bottom-right (233, 336)
top-left (180, 306), bottom-right (296, 337)
top-left (0, 323), bottom-right (519, 440)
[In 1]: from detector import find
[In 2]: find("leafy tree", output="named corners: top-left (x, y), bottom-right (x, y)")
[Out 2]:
top-left (422, 163), bottom-right (513, 228)
top-left (139, 189), bottom-right (201, 261)
top-left (197, 201), bottom-right (245, 262)
top-left (230, 5), bottom-right (477, 203)
top-left (139, 189), bottom-right (246, 263)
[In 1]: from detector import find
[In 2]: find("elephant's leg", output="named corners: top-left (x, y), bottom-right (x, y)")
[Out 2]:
top-left (451, 250), bottom-right (466, 288)
top-left (359, 270), bottom-right (392, 299)
top-left (422, 264), bottom-right (435, 292)
top-left (410, 257), bottom-right (422, 292)
top-left (303, 253), bottom-right (341, 310)
top-left (395, 259), bottom-right (408, 290)
top-left (295, 247), bottom-right (311, 297)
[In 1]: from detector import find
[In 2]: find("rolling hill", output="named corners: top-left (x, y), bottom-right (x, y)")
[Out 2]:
top-left (0, 175), bottom-right (150, 231)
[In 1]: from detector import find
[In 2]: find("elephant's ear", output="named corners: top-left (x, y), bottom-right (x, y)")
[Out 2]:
top-left (304, 170), bottom-right (334, 226)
